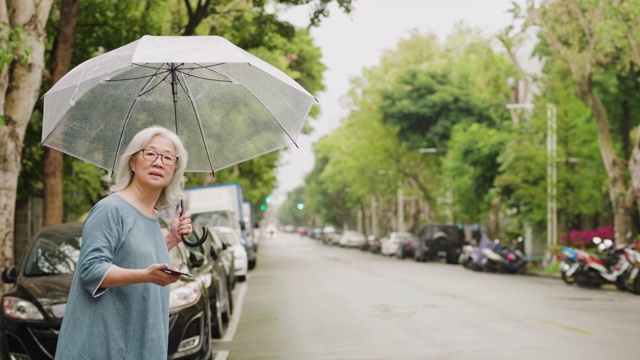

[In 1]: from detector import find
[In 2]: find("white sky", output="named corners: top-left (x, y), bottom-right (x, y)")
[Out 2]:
top-left (273, 0), bottom-right (527, 203)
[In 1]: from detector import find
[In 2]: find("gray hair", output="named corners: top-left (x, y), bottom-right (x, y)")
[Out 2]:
top-left (110, 126), bottom-right (188, 210)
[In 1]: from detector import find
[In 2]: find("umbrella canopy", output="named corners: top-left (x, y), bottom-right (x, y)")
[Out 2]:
top-left (42, 35), bottom-right (317, 173)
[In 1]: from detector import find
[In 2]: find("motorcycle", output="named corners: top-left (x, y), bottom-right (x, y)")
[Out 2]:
top-left (481, 239), bottom-right (527, 274)
top-left (460, 245), bottom-right (483, 271)
top-left (559, 246), bottom-right (583, 284)
top-left (614, 245), bottom-right (640, 294)
top-left (573, 238), bottom-right (629, 290)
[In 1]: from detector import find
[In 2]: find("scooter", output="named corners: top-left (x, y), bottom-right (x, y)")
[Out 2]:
top-left (573, 238), bottom-right (629, 289)
top-left (615, 246), bottom-right (640, 294)
top-left (460, 245), bottom-right (483, 271)
top-left (559, 246), bottom-right (585, 285)
top-left (481, 239), bottom-right (527, 274)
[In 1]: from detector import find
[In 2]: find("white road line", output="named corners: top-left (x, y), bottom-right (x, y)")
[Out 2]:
top-left (213, 350), bottom-right (229, 360)
top-left (221, 282), bottom-right (248, 342)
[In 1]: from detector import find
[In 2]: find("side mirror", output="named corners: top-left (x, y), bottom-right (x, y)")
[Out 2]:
top-left (189, 251), bottom-right (205, 268)
top-left (2, 267), bottom-right (17, 284)
top-left (240, 220), bottom-right (246, 231)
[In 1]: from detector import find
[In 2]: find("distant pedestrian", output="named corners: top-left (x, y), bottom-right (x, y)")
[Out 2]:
top-left (55, 126), bottom-right (193, 359)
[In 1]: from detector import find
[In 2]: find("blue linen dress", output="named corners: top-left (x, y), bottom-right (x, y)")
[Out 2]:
top-left (55, 194), bottom-right (170, 360)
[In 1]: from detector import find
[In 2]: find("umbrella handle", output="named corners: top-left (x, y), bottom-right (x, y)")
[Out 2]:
top-left (182, 228), bottom-right (208, 247)
top-left (178, 198), bottom-right (209, 247)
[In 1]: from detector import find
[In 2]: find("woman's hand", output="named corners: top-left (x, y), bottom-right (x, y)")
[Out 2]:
top-left (100, 263), bottom-right (182, 288)
top-left (147, 263), bottom-right (183, 286)
top-left (166, 206), bottom-right (192, 250)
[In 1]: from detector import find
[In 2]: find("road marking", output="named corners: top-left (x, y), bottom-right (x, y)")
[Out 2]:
top-left (213, 350), bottom-right (229, 360)
top-left (221, 282), bottom-right (248, 342)
top-left (529, 317), bottom-right (592, 335)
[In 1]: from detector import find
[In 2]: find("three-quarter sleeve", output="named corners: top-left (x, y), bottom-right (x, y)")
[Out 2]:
top-left (77, 202), bottom-right (123, 297)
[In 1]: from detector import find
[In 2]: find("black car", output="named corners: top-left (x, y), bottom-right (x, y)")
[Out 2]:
top-left (0, 222), bottom-right (212, 360)
top-left (182, 226), bottom-right (236, 340)
top-left (415, 224), bottom-right (465, 264)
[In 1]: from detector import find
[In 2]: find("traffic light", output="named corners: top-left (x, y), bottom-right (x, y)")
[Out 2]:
top-left (260, 204), bottom-right (267, 211)
top-left (297, 202), bottom-right (304, 210)
top-left (265, 196), bottom-right (271, 204)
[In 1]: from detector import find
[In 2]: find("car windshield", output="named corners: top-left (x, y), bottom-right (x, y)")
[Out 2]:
top-left (192, 211), bottom-right (235, 228)
top-left (23, 231), bottom-right (82, 277)
top-left (218, 232), bottom-right (239, 246)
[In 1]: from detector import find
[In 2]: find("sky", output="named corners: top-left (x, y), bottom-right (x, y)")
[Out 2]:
top-left (272, 0), bottom-right (527, 203)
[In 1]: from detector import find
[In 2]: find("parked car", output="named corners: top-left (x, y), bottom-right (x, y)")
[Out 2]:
top-left (364, 235), bottom-right (381, 254)
top-left (338, 230), bottom-right (367, 248)
top-left (210, 226), bottom-right (248, 282)
top-left (310, 227), bottom-right (323, 240)
top-left (242, 201), bottom-right (258, 270)
top-left (380, 232), bottom-right (414, 256)
top-left (321, 226), bottom-right (342, 245)
top-left (0, 222), bottom-right (212, 360)
top-left (168, 222), bottom-right (233, 340)
top-left (415, 224), bottom-right (465, 264)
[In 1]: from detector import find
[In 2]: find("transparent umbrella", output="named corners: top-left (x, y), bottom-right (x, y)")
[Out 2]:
top-left (42, 35), bottom-right (318, 246)
top-left (42, 35), bottom-right (317, 174)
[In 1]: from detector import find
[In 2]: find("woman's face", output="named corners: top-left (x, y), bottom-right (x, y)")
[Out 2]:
top-left (129, 134), bottom-right (177, 190)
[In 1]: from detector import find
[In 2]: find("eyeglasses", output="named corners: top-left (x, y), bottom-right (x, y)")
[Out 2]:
top-left (139, 149), bottom-right (178, 166)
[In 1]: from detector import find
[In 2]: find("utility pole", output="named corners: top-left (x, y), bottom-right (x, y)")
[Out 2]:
top-left (397, 180), bottom-right (404, 232)
top-left (371, 197), bottom-right (378, 238)
top-left (547, 104), bottom-right (557, 249)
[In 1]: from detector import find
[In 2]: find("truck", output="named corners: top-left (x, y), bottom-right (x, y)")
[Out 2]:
top-left (183, 182), bottom-right (246, 247)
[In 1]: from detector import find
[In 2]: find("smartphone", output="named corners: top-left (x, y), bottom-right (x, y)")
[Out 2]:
top-left (163, 268), bottom-right (190, 276)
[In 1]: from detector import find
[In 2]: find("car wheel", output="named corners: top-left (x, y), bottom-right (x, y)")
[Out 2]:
top-left (237, 275), bottom-right (247, 282)
top-left (248, 259), bottom-right (257, 270)
top-left (227, 284), bottom-right (234, 315)
top-left (211, 298), bottom-right (224, 339)
top-left (222, 292), bottom-right (231, 323)
top-left (446, 251), bottom-right (458, 264)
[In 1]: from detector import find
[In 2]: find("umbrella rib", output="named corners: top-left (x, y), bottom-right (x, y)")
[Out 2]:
top-left (137, 71), bottom-right (173, 97)
top-left (202, 65), bottom-right (300, 148)
top-left (176, 71), bottom-right (233, 83)
top-left (110, 67), bottom-right (165, 173)
top-left (105, 71), bottom-right (170, 82)
top-left (176, 71), bottom-right (217, 174)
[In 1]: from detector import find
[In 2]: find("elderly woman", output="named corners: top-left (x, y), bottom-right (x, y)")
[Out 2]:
top-left (56, 126), bottom-right (193, 359)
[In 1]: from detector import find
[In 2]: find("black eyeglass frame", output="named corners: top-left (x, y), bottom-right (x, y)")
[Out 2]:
top-left (139, 149), bottom-right (179, 166)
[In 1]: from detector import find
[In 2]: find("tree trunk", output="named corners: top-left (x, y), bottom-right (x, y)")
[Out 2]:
top-left (43, 0), bottom-right (79, 226)
top-left (0, 0), bottom-right (55, 276)
top-left (405, 176), bottom-right (436, 223)
top-left (581, 86), bottom-right (631, 244)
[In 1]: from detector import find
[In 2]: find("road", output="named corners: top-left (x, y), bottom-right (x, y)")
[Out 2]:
top-left (214, 232), bottom-right (640, 360)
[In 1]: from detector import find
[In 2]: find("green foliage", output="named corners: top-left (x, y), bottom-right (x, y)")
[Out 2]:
top-left (445, 122), bottom-right (509, 222)
top-left (380, 68), bottom-right (497, 151)
top-left (63, 160), bottom-right (107, 221)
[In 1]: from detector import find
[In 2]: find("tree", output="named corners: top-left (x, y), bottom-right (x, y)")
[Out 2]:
top-left (523, 0), bottom-right (640, 243)
top-left (0, 0), bottom-right (55, 276)
top-left (43, 0), bottom-right (79, 227)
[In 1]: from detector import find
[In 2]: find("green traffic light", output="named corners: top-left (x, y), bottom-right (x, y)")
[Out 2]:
top-left (260, 204), bottom-right (267, 211)
top-left (265, 196), bottom-right (271, 204)
top-left (297, 203), bottom-right (304, 210)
